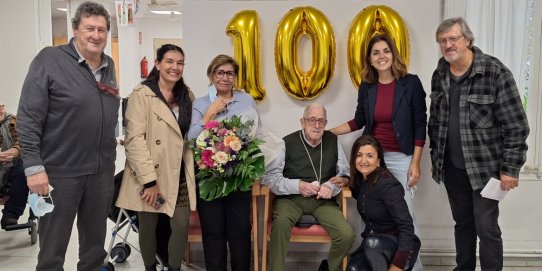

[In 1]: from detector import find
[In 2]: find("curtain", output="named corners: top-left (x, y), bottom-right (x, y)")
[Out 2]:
top-left (465, 0), bottom-right (531, 101)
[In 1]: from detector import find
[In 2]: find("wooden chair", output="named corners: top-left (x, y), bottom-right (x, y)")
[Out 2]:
top-left (260, 185), bottom-right (351, 271)
top-left (184, 182), bottom-right (260, 271)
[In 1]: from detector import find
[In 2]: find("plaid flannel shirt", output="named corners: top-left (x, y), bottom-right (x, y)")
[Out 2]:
top-left (428, 46), bottom-right (529, 190)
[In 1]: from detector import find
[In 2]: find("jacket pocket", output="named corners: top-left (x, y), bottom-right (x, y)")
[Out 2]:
top-left (467, 94), bottom-right (495, 128)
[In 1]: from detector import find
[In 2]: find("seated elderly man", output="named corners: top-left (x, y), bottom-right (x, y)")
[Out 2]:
top-left (262, 103), bottom-right (354, 271)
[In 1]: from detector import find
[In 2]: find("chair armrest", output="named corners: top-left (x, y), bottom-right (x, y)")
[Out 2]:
top-left (252, 180), bottom-right (261, 196)
top-left (341, 186), bottom-right (352, 198)
top-left (338, 186), bottom-right (351, 219)
top-left (260, 184), bottom-right (270, 196)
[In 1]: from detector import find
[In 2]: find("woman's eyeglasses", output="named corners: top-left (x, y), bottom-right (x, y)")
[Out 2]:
top-left (214, 70), bottom-right (236, 79)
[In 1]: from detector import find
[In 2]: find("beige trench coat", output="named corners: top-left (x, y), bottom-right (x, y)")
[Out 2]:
top-left (116, 84), bottom-right (196, 217)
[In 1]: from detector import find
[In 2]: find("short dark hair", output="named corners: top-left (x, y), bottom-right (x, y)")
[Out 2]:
top-left (361, 34), bottom-right (408, 84)
top-left (71, 1), bottom-right (111, 31)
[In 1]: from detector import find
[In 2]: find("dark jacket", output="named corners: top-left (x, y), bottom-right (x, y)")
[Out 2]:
top-left (352, 74), bottom-right (427, 155)
top-left (352, 169), bottom-right (419, 268)
top-left (17, 38), bottom-right (119, 178)
top-left (429, 46), bottom-right (529, 189)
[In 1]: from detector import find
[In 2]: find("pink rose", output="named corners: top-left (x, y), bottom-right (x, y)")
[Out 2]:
top-left (217, 128), bottom-right (228, 136)
top-left (197, 160), bottom-right (207, 170)
top-left (214, 141), bottom-right (231, 153)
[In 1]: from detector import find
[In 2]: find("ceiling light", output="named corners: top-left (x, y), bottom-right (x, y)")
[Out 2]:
top-left (150, 10), bottom-right (181, 15)
top-left (57, 8), bottom-right (67, 12)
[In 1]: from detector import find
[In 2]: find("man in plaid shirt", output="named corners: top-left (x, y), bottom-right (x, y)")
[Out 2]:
top-left (429, 17), bottom-right (529, 271)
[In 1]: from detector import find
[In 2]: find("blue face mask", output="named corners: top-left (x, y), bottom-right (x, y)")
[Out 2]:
top-left (28, 193), bottom-right (54, 217)
top-left (208, 84), bottom-right (217, 103)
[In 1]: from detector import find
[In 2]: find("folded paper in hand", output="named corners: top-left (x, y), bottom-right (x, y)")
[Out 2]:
top-left (480, 177), bottom-right (508, 201)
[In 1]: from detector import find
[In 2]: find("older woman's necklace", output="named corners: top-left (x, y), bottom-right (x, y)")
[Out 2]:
top-left (299, 131), bottom-right (322, 184)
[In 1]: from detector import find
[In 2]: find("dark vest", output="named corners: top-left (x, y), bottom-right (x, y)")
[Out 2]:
top-left (283, 130), bottom-right (338, 184)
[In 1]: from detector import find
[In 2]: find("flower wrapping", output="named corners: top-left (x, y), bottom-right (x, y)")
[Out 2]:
top-left (191, 115), bottom-right (265, 201)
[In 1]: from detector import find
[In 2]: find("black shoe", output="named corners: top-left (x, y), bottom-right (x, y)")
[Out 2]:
top-left (144, 264), bottom-right (156, 271)
top-left (167, 267), bottom-right (181, 271)
top-left (318, 259), bottom-right (329, 271)
top-left (1, 215), bottom-right (18, 229)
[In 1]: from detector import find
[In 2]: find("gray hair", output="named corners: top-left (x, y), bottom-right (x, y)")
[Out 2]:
top-left (71, 1), bottom-right (111, 31)
top-left (436, 17), bottom-right (474, 48)
top-left (303, 103), bottom-right (327, 119)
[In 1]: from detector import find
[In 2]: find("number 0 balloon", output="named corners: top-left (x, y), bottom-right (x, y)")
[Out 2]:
top-left (275, 6), bottom-right (336, 100)
top-left (347, 5), bottom-right (410, 88)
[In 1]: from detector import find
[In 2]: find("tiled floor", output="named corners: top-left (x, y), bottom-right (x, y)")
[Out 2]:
top-left (0, 210), bottom-right (540, 271)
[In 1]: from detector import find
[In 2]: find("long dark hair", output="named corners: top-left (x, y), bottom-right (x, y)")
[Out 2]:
top-left (361, 34), bottom-right (408, 84)
top-left (144, 44), bottom-right (192, 137)
top-left (348, 135), bottom-right (389, 191)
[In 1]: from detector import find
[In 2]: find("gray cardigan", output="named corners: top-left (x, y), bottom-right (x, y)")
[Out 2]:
top-left (16, 39), bottom-right (119, 178)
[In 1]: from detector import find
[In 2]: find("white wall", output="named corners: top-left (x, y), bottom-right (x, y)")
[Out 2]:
top-left (0, 0), bottom-right (51, 112)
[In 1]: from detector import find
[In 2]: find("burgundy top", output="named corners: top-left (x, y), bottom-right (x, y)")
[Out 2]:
top-left (373, 81), bottom-right (401, 152)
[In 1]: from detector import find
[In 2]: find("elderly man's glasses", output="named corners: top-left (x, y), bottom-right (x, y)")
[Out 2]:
top-left (303, 117), bottom-right (327, 126)
top-left (437, 35), bottom-right (464, 46)
top-left (214, 70), bottom-right (236, 79)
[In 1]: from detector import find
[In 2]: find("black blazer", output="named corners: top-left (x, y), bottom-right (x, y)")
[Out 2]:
top-left (353, 74), bottom-right (427, 155)
top-left (352, 170), bottom-right (417, 256)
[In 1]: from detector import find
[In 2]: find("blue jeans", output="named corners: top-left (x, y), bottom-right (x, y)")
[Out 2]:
top-left (444, 160), bottom-right (503, 271)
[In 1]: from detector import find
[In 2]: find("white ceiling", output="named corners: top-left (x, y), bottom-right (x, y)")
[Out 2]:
top-left (51, 0), bottom-right (183, 20)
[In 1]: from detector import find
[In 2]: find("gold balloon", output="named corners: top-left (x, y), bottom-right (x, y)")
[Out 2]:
top-left (347, 5), bottom-right (410, 88)
top-left (275, 6), bottom-right (336, 100)
top-left (226, 10), bottom-right (266, 101)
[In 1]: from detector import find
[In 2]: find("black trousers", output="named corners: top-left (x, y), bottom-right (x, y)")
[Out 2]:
top-left (197, 190), bottom-right (252, 271)
top-left (2, 162), bottom-right (28, 218)
top-left (346, 234), bottom-right (419, 271)
top-left (444, 160), bottom-right (503, 271)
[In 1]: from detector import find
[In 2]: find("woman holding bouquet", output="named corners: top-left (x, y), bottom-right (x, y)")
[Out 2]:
top-left (116, 44), bottom-right (196, 271)
top-left (188, 54), bottom-right (261, 271)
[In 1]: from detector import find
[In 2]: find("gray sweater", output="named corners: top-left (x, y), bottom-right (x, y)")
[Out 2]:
top-left (16, 39), bottom-right (119, 178)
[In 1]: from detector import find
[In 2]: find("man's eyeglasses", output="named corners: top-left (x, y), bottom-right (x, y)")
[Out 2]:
top-left (214, 70), bottom-right (236, 79)
top-left (437, 35), bottom-right (464, 46)
top-left (303, 117), bottom-right (327, 126)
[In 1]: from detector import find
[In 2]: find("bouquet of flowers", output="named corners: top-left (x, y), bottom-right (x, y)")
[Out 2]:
top-left (191, 115), bottom-right (265, 201)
